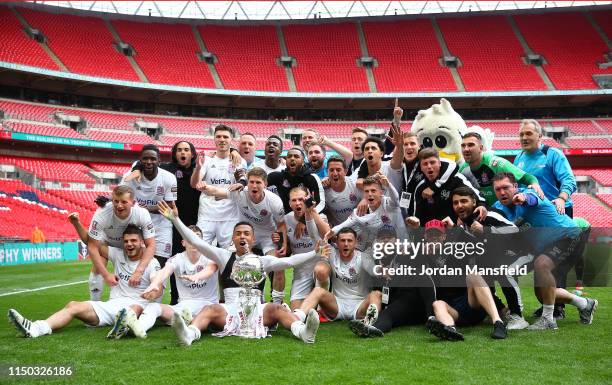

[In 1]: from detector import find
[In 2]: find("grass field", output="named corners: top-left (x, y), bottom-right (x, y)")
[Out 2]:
top-left (1, 260), bottom-right (611, 385)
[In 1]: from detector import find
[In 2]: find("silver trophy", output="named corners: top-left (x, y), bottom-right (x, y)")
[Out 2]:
top-left (230, 242), bottom-right (266, 338)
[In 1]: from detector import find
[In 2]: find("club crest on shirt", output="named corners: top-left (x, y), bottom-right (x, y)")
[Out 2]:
top-left (283, 179), bottom-right (291, 188)
top-left (481, 173), bottom-right (489, 184)
top-left (196, 265), bottom-right (204, 272)
top-left (260, 209), bottom-right (268, 217)
top-left (349, 193), bottom-right (357, 202)
top-left (381, 214), bottom-right (390, 224)
top-left (164, 243), bottom-right (171, 253)
top-left (176, 170), bottom-right (183, 179)
top-left (348, 267), bottom-right (357, 277)
top-left (91, 221), bottom-right (98, 230)
top-left (156, 186), bottom-right (165, 196)
top-left (441, 189), bottom-right (450, 200)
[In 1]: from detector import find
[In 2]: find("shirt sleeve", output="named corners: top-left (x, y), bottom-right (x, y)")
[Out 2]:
top-left (165, 173), bottom-right (178, 202)
top-left (271, 195), bottom-right (286, 224)
top-left (550, 150), bottom-right (577, 197)
top-left (88, 210), bottom-right (105, 240)
top-left (261, 250), bottom-right (319, 272)
top-left (139, 209), bottom-right (156, 239)
top-left (308, 174), bottom-right (326, 213)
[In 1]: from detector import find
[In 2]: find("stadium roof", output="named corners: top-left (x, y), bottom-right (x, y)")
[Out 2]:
top-left (29, 1), bottom-right (612, 20)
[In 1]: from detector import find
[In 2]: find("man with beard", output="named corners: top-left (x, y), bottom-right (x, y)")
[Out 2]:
top-left (121, 145), bottom-right (177, 298)
top-left (307, 143), bottom-right (328, 179)
top-left (267, 147), bottom-right (325, 214)
top-left (191, 124), bottom-right (247, 248)
top-left (324, 156), bottom-right (362, 227)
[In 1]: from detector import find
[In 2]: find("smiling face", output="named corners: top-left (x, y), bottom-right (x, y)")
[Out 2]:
top-left (519, 123), bottom-right (541, 153)
top-left (175, 142), bottom-right (193, 167)
top-left (308, 144), bottom-right (325, 170)
top-left (452, 194), bottom-right (477, 220)
top-left (301, 130), bottom-right (318, 149)
top-left (123, 233), bottom-right (143, 259)
top-left (214, 129), bottom-right (232, 153)
top-left (112, 192), bottom-right (135, 219)
top-left (140, 149), bottom-right (159, 177)
top-left (420, 156), bottom-right (441, 182)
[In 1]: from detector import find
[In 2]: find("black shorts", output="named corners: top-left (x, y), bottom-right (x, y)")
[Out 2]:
top-left (448, 293), bottom-right (487, 327)
top-left (541, 235), bottom-right (581, 266)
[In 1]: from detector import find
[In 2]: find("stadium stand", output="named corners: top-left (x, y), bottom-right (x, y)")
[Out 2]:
top-left (591, 10), bottom-right (612, 40)
top-left (548, 120), bottom-right (605, 135)
top-left (3, 121), bottom-right (85, 139)
top-left (571, 193), bottom-right (612, 227)
top-left (574, 169), bottom-right (612, 187)
top-left (88, 162), bottom-right (132, 176)
top-left (199, 25), bottom-right (288, 91)
top-left (159, 134), bottom-right (214, 149)
top-left (85, 129), bottom-right (156, 145)
top-left (111, 19), bottom-right (216, 88)
top-left (362, 19), bottom-right (456, 92)
top-left (19, 8), bottom-right (139, 81)
top-left (0, 7), bottom-right (59, 70)
top-left (596, 193), bottom-right (612, 208)
top-left (0, 156), bottom-right (95, 183)
top-left (0, 99), bottom-right (58, 123)
top-left (438, 16), bottom-right (546, 91)
top-left (283, 23), bottom-right (369, 92)
top-left (566, 137), bottom-right (612, 149)
top-left (513, 12), bottom-right (612, 89)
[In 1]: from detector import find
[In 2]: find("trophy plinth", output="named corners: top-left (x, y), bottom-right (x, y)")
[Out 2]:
top-left (230, 246), bottom-right (266, 338)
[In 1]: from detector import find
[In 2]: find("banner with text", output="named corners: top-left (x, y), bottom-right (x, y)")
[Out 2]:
top-left (0, 242), bottom-right (79, 266)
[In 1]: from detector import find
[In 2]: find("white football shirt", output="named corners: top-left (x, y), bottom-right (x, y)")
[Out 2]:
top-left (167, 251), bottom-right (219, 303)
top-left (324, 178), bottom-right (362, 227)
top-left (108, 247), bottom-right (161, 301)
top-left (197, 156), bottom-right (247, 222)
top-left (88, 204), bottom-right (155, 248)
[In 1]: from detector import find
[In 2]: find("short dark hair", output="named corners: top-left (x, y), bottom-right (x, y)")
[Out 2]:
top-left (327, 155), bottom-right (346, 170)
top-left (418, 147), bottom-right (439, 161)
top-left (233, 221), bottom-right (254, 232)
top-left (288, 146), bottom-right (305, 159)
top-left (123, 224), bottom-right (144, 239)
top-left (142, 144), bottom-right (160, 157)
top-left (337, 227), bottom-right (357, 238)
top-left (462, 132), bottom-right (482, 141)
top-left (362, 137), bottom-right (385, 153)
top-left (451, 186), bottom-right (479, 203)
top-left (492, 172), bottom-right (517, 185)
top-left (214, 124), bottom-right (234, 137)
top-left (267, 135), bottom-right (284, 151)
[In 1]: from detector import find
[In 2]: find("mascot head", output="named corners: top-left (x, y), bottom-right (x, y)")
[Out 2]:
top-left (411, 98), bottom-right (466, 163)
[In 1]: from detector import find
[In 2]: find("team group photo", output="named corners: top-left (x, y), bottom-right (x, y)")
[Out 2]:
top-left (0, 1), bottom-right (610, 384)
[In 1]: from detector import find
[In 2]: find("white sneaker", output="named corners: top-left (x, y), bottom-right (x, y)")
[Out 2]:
top-left (8, 309), bottom-right (35, 338)
top-left (505, 313), bottom-right (530, 330)
top-left (180, 307), bottom-right (193, 325)
top-left (124, 308), bottom-right (147, 339)
top-left (363, 304), bottom-right (379, 326)
top-left (527, 316), bottom-right (558, 331)
top-left (172, 312), bottom-right (194, 346)
top-left (299, 308), bottom-right (320, 344)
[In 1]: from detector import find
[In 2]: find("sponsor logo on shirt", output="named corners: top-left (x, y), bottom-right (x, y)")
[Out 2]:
top-left (91, 221), bottom-right (99, 230)
top-left (211, 178), bottom-right (231, 185)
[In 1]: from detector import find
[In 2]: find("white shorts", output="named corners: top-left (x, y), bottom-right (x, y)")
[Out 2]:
top-left (253, 230), bottom-right (276, 255)
top-left (88, 298), bottom-right (144, 326)
top-left (290, 273), bottom-right (315, 302)
top-left (329, 297), bottom-right (365, 321)
top-left (171, 299), bottom-right (216, 318)
top-left (155, 226), bottom-right (173, 258)
top-left (197, 220), bottom-right (236, 248)
top-left (212, 302), bottom-right (269, 339)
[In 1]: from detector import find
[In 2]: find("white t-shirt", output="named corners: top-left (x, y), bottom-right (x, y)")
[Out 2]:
top-left (108, 247), bottom-right (161, 301)
top-left (197, 156), bottom-right (247, 222)
top-left (324, 178), bottom-right (362, 227)
top-left (167, 251), bottom-right (219, 303)
top-left (229, 189), bottom-right (285, 234)
top-left (121, 168), bottom-right (177, 230)
top-left (88, 204), bottom-right (155, 248)
top-left (328, 248), bottom-right (374, 301)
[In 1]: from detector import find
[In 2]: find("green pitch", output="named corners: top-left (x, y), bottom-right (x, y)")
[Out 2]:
top-left (0, 261), bottom-right (610, 385)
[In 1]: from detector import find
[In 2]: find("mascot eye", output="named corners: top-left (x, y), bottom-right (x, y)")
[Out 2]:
top-left (422, 137), bottom-right (433, 148)
top-left (435, 135), bottom-right (447, 148)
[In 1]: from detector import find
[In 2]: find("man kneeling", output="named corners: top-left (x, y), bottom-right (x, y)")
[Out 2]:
top-left (8, 225), bottom-right (160, 338)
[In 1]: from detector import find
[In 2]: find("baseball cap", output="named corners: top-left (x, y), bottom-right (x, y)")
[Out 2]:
top-left (425, 219), bottom-right (446, 234)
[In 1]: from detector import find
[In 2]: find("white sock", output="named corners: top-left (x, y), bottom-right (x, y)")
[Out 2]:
top-left (88, 273), bottom-right (103, 301)
top-left (542, 304), bottom-right (555, 321)
top-left (187, 325), bottom-right (201, 341)
top-left (293, 309), bottom-right (306, 323)
top-left (271, 290), bottom-right (285, 304)
top-left (570, 295), bottom-right (588, 310)
top-left (32, 320), bottom-right (52, 337)
top-left (290, 320), bottom-right (304, 339)
top-left (139, 304), bottom-right (161, 331)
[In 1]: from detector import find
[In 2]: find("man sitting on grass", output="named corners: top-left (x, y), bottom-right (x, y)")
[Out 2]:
top-left (8, 225), bottom-right (160, 339)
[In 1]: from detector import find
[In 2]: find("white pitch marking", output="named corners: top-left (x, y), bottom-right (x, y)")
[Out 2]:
top-left (0, 280), bottom-right (87, 297)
